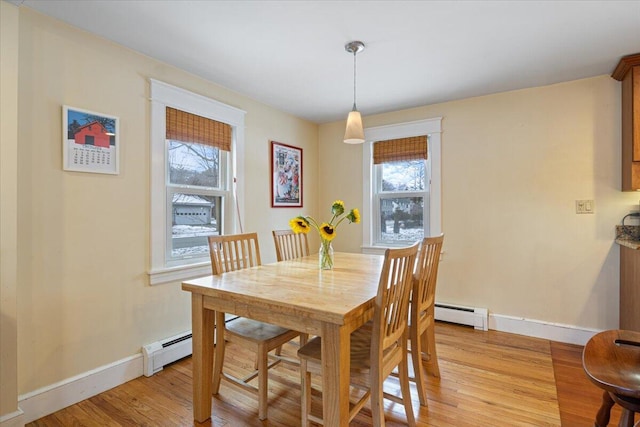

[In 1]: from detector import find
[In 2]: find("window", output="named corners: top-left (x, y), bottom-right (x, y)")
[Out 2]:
top-left (166, 107), bottom-right (229, 262)
top-left (149, 80), bottom-right (245, 285)
top-left (362, 119), bottom-right (442, 255)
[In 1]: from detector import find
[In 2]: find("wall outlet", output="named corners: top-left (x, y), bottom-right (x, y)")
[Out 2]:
top-left (576, 200), bottom-right (595, 214)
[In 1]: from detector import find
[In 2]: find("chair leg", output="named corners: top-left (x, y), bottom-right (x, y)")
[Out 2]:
top-left (410, 327), bottom-right (428, 407)
top-left (594, 391), bottom-right (615, 427)
top-left (258, 342), bottom-right (268, 420)
top-left (370, 367), bottom-right (386, 427)
top-left (399, 341), bottom-right (417, 427)
top-left (618, 408), bottom-right (636, 427)
top-left (300, 359), bottom-right (312, 427)
top-left (212, 312), bottom-right (226, 395)
top-left (423, 322), bottom-right (441, 378)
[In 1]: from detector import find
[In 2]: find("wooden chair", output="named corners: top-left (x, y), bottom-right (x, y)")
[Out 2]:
top-left (582, 329), bottom-right (640, 427)
top-left (207, 232), bottom-right (302, 420)
top-left (272, 229), bottom-right (310, 261)
top-left (409, 234), bottom-right (444, 406)
top-left (272, 229), bottom-right (311, 345)
top-left (297, 243), bottom-right (419, 426)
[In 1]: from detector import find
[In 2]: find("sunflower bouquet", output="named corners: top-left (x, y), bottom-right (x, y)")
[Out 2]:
top-left (290, 200), bottom-right (360, 269)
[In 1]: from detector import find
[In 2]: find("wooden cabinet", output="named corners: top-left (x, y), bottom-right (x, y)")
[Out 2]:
top-left (620, 245), bottom-right (640, 332)
top-left (612, 53), bottom-right (640, 191)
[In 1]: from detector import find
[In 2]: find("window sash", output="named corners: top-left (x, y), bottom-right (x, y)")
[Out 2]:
top-left (166, 187), bottom-right (227, 263)
top-left (167, 142), bottom-right (228, 190)
top-left (373, 160), bottom-right (427, 245)
top-left (374, 193), bottom-right (428, 245)
top-left (165, 145), bottom-right (229, 263)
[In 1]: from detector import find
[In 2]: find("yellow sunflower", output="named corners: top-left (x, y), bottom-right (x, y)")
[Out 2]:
top-left (289, 216), bottom-right (311, 234)
top-left (319, 223), bottom-right (336, 241)
top-left (289, 200), bottom-right (359, 244)
top-left (347, 208), bottom-right (361, 224)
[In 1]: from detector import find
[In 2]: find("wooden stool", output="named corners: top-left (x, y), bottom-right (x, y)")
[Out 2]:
top-left (582, 329), bottom-right (640, 427)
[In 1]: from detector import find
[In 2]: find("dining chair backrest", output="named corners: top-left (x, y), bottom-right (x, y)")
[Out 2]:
top-left (413, 234), bottom-right (444, 319)
top-left (272, 229), bottom-right (310, 262)
top-left (372, 243), bottom-right (420, 365)
top-left (208, 232), bottom-right (262, 275)
top-left (407, 234), bottom-right (445, 406)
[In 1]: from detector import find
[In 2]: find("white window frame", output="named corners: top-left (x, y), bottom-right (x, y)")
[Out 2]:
top-left (362, 118), bottom-right (442, 255)
top-left (148, 79), bottom-right (245, 285)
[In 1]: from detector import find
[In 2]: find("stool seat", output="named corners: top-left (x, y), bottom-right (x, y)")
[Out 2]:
top-left (582, 329), bottom-right (640, 427)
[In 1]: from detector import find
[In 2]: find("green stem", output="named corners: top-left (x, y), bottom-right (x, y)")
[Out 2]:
top-left (319, 239), bottom-right (333, 270)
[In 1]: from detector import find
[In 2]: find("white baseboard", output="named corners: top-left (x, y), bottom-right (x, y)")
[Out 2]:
top-left (0, 409), bottom-right (24, 427)
top-left (489, 313), bottom-right (600, 346)
top-left (18, 354), bottom-right (143, 424)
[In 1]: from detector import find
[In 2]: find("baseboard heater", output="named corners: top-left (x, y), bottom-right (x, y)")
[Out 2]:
top-left (142, 315), bottom-right (238, 377)
top-left (435, 303), bottom-right (488, 331)
top-left (142, 330), bottom-right (193, 377)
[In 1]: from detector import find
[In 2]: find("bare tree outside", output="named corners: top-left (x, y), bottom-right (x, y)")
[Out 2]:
top-left (168, 141), bottom-right (219, 187)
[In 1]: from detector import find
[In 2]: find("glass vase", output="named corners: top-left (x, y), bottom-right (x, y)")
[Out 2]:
top-left (319, 239), bottom-right (334, 270)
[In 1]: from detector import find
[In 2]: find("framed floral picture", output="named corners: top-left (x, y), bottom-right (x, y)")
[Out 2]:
top-left (271, 141), bottom-right (302, 207)
top-left (62, 105), bottom-right (119, 174)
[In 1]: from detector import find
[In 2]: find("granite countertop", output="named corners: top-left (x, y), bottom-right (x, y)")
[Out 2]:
top-left (616, 225), bottom-right (640, 250)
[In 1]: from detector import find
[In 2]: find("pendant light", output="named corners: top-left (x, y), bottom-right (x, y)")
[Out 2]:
top-left (343, 41), bottom-right (365, 144)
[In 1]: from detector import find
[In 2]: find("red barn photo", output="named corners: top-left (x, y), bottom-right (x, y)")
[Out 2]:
top-left (73, 121), bottom-right (111, 148)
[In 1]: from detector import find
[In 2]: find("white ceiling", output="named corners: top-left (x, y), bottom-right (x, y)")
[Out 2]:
top-left (14, 0), bottom-right (640, 123)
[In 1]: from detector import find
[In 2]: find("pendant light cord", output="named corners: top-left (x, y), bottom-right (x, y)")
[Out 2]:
top-left (352, 51), bottom-right (358, 111)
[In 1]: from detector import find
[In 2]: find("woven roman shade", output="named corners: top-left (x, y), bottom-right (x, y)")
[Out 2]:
top-left (166, 107), bottom-right (232, 151)
top-left (373, 135), bottom-right (428, 164)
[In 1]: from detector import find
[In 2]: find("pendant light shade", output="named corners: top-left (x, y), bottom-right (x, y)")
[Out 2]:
top-left (343, 41), bottom-right (365, 144)
top-left (344, 110), bottom-right (364, 144)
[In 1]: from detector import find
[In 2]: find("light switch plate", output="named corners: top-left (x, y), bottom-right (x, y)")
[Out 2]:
top-left (576, 200), bottom-right (595, 214)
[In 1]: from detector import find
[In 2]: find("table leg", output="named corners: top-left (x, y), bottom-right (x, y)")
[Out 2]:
top-left (321, 323), bottom-right (351, 427)
top-left (191, 294), bottom-right (215, 423)
top-left (595, 390), bottom-right (615, 427)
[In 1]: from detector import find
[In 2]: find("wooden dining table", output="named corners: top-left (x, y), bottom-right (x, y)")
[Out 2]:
top-left (181, 251), bottom-right (385, 426)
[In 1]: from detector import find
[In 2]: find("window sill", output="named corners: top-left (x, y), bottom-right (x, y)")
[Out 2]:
top-left (362, 245), bottom-right (445, 261)
top-left (361, 244), bottom-right (412, 255)
top-left (148, 262), bottom-right (211, 285)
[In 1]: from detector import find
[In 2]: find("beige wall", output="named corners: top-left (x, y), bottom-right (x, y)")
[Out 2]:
top-left (1, 0), bottom-right (21, 421)
top-left (13, 7), bottom-right (317, 395)
top-left (320, 75), bottom-right (636, 331)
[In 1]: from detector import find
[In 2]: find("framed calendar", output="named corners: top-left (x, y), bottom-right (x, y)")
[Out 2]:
top-left (62, 106), bottom-right (119, 174)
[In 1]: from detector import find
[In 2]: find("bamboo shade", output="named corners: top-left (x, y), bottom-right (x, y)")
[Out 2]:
top-left (373, 135), bottom-right (428, 164)
top-left (166, 107), bottom-right (232, 151)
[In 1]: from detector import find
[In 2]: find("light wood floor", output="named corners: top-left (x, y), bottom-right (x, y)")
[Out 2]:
top-left (28, 322), bottom-right (628, 426)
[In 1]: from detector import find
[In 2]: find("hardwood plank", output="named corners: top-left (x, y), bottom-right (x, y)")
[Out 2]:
top-left (28, 323), bottom-right (627, 426)
top-left (550, 341), bottom-right (626, 427)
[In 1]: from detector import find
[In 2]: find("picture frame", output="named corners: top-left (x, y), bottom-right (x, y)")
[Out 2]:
top-left (270, 141), bottom-right (302, 207)
top-left (62, 105), bottom-right (119, 174)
